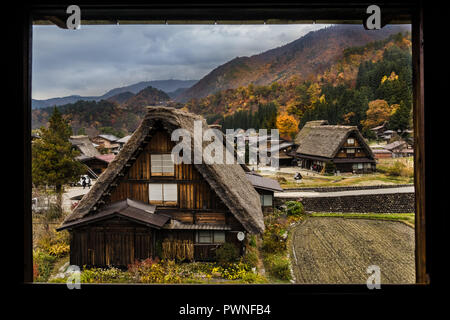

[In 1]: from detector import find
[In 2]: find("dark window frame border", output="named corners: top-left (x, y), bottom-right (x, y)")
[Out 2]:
top-left (20, 1), bottom-right (430, 289)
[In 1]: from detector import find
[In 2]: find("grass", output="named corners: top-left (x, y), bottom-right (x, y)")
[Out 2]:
top-left (263, 157), bottom-right (415, 189)
top-left (308, 212), bottom-right (415, 227)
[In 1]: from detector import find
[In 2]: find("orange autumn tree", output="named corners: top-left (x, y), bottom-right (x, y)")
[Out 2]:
top-left (361, 99), bottom-right (398, 131)
top-left (276, 113), bottom-right (299, 140)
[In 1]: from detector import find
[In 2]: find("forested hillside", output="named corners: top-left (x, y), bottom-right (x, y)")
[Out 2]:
top-left (176, 25), bottom-right (409, 102)
top-left (173, 31), bottom-right (412, 140)
top-left (32, 86), bottom-right (170, 137)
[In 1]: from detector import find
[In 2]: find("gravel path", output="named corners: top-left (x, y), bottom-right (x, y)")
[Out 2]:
top-left (290, 217), bottom-right (415, 284)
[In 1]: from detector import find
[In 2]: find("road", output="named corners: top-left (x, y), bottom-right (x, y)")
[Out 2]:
top-left (276, 186), bottom-right (414, 198)
top-left (290, 217), bottom-right (415, 284)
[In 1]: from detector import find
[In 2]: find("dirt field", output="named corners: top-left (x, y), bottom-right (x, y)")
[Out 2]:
top-left (290, 217), bottom-right (415, 284)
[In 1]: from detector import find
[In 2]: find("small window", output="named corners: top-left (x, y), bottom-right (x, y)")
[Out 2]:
top-left (149, 183), bottom-right (177, 205)
top-left (214, 231), bottom-right (226, 243)
top-left (357, 163), bottom-right (363, 169)
top-left (197, 231), bottom-right (213, 244)
top-left (196, 231), bottom-right (226, 244)
top-left (347, 148), bottom-right (355, 154)
top-left (151, 154), bottom-right (174, 176)
top-left (260, 194), bottom-right (273, 207)
top-left (347, 138), bottom-right (355, 145)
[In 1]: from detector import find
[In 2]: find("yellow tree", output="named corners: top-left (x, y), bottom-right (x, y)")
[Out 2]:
top-left (361, 99), bottom-right (397, 130)
top-left (276, 113), bottom-right (299, 140)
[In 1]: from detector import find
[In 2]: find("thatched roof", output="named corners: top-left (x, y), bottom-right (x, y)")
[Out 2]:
top-left (294, 120), bottom-right (374, 159)
top-left (69, 135), bottom-right (100, 158)
top-left (61, 107), bottom-right (264, 234)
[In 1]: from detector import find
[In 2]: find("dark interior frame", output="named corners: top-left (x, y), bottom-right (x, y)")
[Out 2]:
top-left (20, 1), bottom-right (430, 288)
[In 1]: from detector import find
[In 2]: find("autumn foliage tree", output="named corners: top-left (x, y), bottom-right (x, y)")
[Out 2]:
top-left (361, 99), bottom-right (397, 131)
top-left (276, 113), bottom-right (299, 140)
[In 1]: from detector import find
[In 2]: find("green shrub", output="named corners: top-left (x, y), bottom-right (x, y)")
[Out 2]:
top-left (240, 271), bottom-right (268, 284)
top-left (264, 254), bottom-right (291, 281)
top-left (248, 235), bottom-right (257, 248)
top-left (215, 243), bottom-right (240, 265)
top-left (324, 161), bottom-right (336, 175)
top-left (81, 267), bottom-right (131, 283)
top-left (33, 250), bottom-right (57, 282)
top-left (285, 201), bottom-right (304, 216)
top-left (241, 247), bottom-right (259, 269)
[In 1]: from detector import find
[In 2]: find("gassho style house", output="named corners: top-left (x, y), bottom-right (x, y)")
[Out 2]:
top-left (57, 107), bottom-right (267, 267)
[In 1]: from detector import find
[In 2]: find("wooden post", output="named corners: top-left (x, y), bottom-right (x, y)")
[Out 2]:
top-left (412, 2), bottom-right (428, 284)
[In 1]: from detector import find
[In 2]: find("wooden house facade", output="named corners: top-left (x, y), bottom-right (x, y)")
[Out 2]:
top-left (58, 107), bottom-right (264, 268)
top-left (246, 173), bottom-right (283, 214)
top-left (292, 120), bottom-right (376, 174)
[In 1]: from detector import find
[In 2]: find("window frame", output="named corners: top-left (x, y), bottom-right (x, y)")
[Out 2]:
top-left (148, 183), bottom-right (178, 206)
top-left (21, 2), bottom-right (430, 287)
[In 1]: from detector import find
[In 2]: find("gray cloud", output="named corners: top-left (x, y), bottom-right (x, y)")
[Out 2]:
top-left (32, 24), bottom-right (326, 99)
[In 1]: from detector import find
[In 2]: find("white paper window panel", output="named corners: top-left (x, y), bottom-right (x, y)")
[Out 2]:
top-left (149, 183), bottom-right (163, 201)
top-left (197, 231), bottom-right (212, 243)
top-left (263, 194), bottom-right (273, 206)
top-left (163, 184), bottom-right (178, 201)
top-left (214, 231), bottom-right (225, 243)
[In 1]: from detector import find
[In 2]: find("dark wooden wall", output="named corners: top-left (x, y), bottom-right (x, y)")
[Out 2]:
top-left (109, 129), bottom-right (240, 227)
top-left (70, 217), bottom-right (153, 268)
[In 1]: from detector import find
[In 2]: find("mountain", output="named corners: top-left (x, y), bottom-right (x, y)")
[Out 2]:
top-left (32, 86), bottom-right (171, 136)
top-left (121, 86), bottom-right (171, 116)
top-left (32, 79), bottom-right (198, 109)
top-left (106, 91), bottom-right (135, 104)
top-left (176, 25), bottom-right (410, 102)
top-left (101, 79), bottom-right (198, 99)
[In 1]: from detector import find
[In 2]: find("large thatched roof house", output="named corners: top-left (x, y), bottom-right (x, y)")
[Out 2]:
top-left (292, 120), bottom-right (376, 173)
top-left (58, 107), bottom-right (264, 267)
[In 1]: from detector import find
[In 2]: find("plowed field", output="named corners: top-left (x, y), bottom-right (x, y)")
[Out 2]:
top-left (290, 217), bottom-right (415, 284)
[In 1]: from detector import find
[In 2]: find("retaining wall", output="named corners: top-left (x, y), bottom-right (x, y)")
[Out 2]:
top-left (275, 192), bottom-right (415, 213)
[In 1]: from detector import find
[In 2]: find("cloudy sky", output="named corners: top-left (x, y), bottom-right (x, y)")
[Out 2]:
top-left (32, 24), bottom-right (328, 100)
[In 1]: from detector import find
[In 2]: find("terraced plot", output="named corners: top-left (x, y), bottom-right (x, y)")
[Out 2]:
top-left (290, 217), bottom-right (415, 284)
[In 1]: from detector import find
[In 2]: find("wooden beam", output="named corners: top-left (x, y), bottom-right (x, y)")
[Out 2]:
top-left (412, 2), bottom-right (428, 284)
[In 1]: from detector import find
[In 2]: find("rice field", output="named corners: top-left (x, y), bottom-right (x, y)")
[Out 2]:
top-left (290, 217), bottom-right (415, 284)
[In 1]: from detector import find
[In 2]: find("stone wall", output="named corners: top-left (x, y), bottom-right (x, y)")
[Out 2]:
top-left (285, 184), bottom-right (413, 193)
top-left (275, 192), bottom-right (415, 213)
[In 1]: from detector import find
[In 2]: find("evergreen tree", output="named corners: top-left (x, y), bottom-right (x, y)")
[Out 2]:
top-left (388, 100), bottom-right (412, 133)
top-left (32, 107), bottom-right (85, 214)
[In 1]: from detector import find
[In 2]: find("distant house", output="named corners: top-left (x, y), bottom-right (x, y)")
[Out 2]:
top-left (246, 172), bottom-right (283, 214)
top-left (58, 107), bottom-right (264, 267)
top-left (382, 140), bottom-right (413, 158)
top-left (116, 135), bottom-right (132, 152)
top-left (370, 122), bottom-right (388, 139)
top-left (292, 120), bottom-right (376, 174)
top-left (92, 134), bottom-right (120, 153)
top-left (259, 141), bottom-right (296, 167)
top-left (69, 135), bottom-right (114, 177)
top-left (371, 147), bottom-right (393, 159)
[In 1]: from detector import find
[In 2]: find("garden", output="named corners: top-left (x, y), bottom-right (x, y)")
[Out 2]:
top-left (33, 197), bottom-right (304, 284)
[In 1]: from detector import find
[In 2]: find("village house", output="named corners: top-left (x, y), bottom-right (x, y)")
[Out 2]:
top-left (371, 146), bottom-right (393, 159)
top-left (116, 135), bottom-right (132, 153)
top-left (291, 120), bottom-right (376, 174)
top-left (91, 134), bottom-right (120, 154)
top-left (259, 141), bottom-right (296, 167)
top-left (245, 172), bottom-right (283, 214)
top-left (69, 135), bottom-right (115, 177)
top-left (370, 122), bottom-right (388, 139)
top-left (382, 140), bottom-right (414, 158)
top-left (58, 107), bottom-right (264, 267)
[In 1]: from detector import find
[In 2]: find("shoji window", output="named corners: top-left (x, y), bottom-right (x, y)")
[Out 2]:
top-left (149, 183), bottom-right (177, 205)
top-left (151, 154), bottom-right (174, 176)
